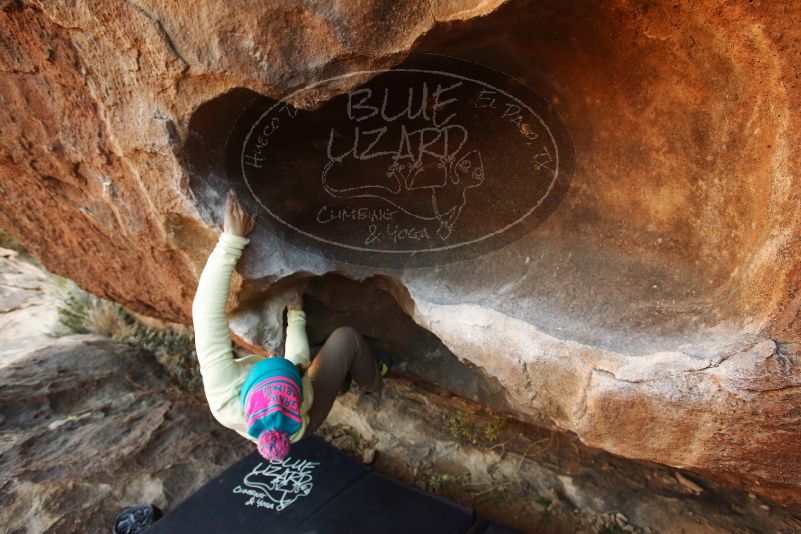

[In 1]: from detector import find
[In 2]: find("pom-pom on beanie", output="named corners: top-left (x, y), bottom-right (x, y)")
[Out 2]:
top-left (258, 429), bottom-right (291, 461)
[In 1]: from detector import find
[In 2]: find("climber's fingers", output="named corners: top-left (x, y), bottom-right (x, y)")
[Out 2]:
top-left (288, 291), bottom-right (303, 311)
top-left (243, 211), bottom-right (256, 235)
top-left (223, 189), bottom-right (256, 237)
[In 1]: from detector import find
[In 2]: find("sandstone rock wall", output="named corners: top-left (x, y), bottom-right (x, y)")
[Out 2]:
top-left (0, 334), bottom-right (251, 532)
top-left (1, 0), bottom-right (800, 506)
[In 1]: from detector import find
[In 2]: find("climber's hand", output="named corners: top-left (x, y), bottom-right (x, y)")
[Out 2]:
top-left (288, 291), bottom-right (303, 311)
top-left (224, 190), bottom-right (255, 237)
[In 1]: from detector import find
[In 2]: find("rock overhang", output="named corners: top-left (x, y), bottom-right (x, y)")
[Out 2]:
top-left (1, 0), bottom-right (800, 507)
top-left (184, 0), bottom-right (796, 359)
top-left (179, 0), bottom-right (801, 503)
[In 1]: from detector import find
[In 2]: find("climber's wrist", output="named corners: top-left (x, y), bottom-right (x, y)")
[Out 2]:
top-left (219, 232), bottom-right (250, 250)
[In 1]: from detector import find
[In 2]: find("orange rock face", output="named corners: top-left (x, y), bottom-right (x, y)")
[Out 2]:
top-left (1, 0), bottom-right (800, 507)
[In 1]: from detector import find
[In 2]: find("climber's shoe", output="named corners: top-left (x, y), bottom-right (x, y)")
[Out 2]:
top-left (375, 349), bottom-right (393, 377)
top-left (113, 504), bottom-right (162, 534)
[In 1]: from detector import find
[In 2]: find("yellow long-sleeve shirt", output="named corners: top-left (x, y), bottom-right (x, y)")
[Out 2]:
top-left (191, 232), bottom-right (313, 444)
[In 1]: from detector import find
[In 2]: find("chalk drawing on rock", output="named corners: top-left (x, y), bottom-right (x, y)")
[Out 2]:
top-left (321, 149), bottom-right (485, 240)
top-left (226, 53), bottom-right (575, 267)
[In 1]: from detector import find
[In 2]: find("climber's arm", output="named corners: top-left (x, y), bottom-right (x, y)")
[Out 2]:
top-left (192, 191), bottom-right (255, 414)
top-left (285, 294), bottom-right (311, 367)
top-left (192, 232), bottom-right (250, 395)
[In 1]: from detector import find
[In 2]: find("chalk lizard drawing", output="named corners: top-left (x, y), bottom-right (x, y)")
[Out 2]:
top-left (321, 149), bottom-right (485, 240)
top-left (240, 459), bottom-right (319, 511)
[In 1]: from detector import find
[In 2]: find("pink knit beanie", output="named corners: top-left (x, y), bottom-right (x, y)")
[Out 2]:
top-left (257, 429), bottom-right (291, 462)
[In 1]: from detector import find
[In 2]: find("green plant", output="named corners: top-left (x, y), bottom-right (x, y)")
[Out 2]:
top-left (0, 228), bottom-right (41, 266)
top-left (55, 291), bottom-right (93, 335)
top-left (0, 228), bottom-right (25, 253)
top-left (53, 284), bottom-right (201, 392)
top-left (428, 474), bottom-right (453, 490)
top-left (448, 414), bottom-right (510, 446)
top-left (449, 417), bottom-right (479, 445)
top-left (482, 417), bottom-right (508, 443)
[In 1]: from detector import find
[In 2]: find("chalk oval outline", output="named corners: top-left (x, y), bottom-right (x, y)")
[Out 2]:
top-left (239, 63), bottom-right (565, 255)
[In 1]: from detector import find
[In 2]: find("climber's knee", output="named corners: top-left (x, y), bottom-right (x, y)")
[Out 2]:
top-left (324, 326), bottom-right (362, 361)
top-left (328, 326), bottom-right (360, 345)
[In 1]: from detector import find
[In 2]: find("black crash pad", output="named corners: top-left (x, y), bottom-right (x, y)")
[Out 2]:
top-left (301, 471), bottom-right (475, 534)
top-left (149, 436), bottom-right (521, 534)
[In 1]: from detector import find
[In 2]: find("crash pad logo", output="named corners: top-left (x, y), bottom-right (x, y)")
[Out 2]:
top-left (232, 458), bottom-right (320, 511)
top-left (226, 54), bottom-right (574, 267)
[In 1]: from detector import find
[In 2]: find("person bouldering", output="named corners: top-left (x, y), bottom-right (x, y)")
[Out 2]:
top-left (192, 190), bottom-right (391, 462)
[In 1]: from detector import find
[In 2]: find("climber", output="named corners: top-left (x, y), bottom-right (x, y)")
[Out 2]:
top-left (191, 190), bottom-right (391, 462)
